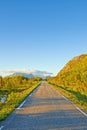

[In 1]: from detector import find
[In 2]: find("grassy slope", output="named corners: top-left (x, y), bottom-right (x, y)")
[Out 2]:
top-left (0, 78), bottom-right (41, 121)
top-left (47, 54), bottom-right (87, 110)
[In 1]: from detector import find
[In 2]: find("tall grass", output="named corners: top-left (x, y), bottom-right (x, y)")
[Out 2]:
top-left (48, 81), bottom-right (87, 110)
top-left (0, 77), bottom-right (41, 121)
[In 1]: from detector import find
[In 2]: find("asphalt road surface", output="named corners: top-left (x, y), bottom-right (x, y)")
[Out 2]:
top-left (0, 81), bottom-right (87, 130)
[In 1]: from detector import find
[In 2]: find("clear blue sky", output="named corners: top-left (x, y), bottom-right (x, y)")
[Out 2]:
top-left (0, 0), bottom-right (87, 75)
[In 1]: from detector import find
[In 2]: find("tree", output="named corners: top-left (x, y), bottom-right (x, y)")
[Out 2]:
top-left (0, 76), bottom-right (3, 86)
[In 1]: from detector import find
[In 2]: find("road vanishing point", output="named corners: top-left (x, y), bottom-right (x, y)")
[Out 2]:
top-left (0, 81), bottom-right (87, 130)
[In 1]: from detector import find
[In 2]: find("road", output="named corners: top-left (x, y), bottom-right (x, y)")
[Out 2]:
top-left (0, 81), bottom-right (87, 130)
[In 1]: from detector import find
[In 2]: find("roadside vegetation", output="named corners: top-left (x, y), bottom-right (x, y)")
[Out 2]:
top-left (0, 75), bottom-right (42, 120)
top-left (46, 54), bottom-right (87, 110)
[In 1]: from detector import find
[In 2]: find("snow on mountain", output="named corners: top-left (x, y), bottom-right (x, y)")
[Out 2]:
top-left (2, 69), bottom-right (53, 78)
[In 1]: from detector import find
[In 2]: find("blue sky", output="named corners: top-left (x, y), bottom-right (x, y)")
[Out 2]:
top-left (0, 0), bottom-right (87, 75)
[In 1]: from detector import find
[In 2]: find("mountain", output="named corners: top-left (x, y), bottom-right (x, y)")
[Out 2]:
top-left (46, 54), bottom-right (87, 109)
top-left (56, 54), bottom-right (87, 92)
top-left (3, 69), bottom-right (53, 79)
top-left (47, 54), bottom-right (87, 94)
top-left (12, 72), bottom-right (34, 78)
top-left (57, 54), bottom-right (87, 76)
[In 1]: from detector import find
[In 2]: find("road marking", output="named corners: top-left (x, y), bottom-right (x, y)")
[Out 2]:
top-left (0, 126), bottom-right (4, 130)
top-left (76, 107), bottom-right (87, 117)
top-left (17, 87), bottom-right (38, 109)
top-left (57, 90), bottom-right (87, 117)
top-left (17, 100), bottom-right (26, 109)
top-left (29, 93), bottom-right (33, 97)
top-left (62, 95), bottom-right (69, 101)
top-left (57, 91), bottom-right (69, 101)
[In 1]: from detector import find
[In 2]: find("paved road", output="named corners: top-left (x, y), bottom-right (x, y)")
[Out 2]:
top-left (1, 81), bottom-right (87, 130)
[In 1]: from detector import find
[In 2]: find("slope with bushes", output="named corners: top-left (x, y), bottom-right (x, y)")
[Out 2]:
top-left (0, 76), bottom-right (42, 120)
top-left (47, 54), bottom-right (87, 109)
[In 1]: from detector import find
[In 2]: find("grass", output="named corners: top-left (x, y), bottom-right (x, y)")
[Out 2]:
top-left (49, 82), bottom-right (87, 110)
top-left (0, 82), bottom-right (41, 121)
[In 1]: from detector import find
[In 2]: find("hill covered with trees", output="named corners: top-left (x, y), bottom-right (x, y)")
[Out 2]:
top-left (47, 54), bottom-right (87, 109)
top-left (56, 54), bottom-right (87, 92)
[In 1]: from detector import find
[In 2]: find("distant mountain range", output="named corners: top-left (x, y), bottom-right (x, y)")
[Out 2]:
top-left (3, 69), bottom-right (53, 78)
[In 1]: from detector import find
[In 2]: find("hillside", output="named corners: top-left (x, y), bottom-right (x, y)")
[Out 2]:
top-left (47, 54), bottom-right (87, 109)
top-left (56, 54), bottom-right (87, 93)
